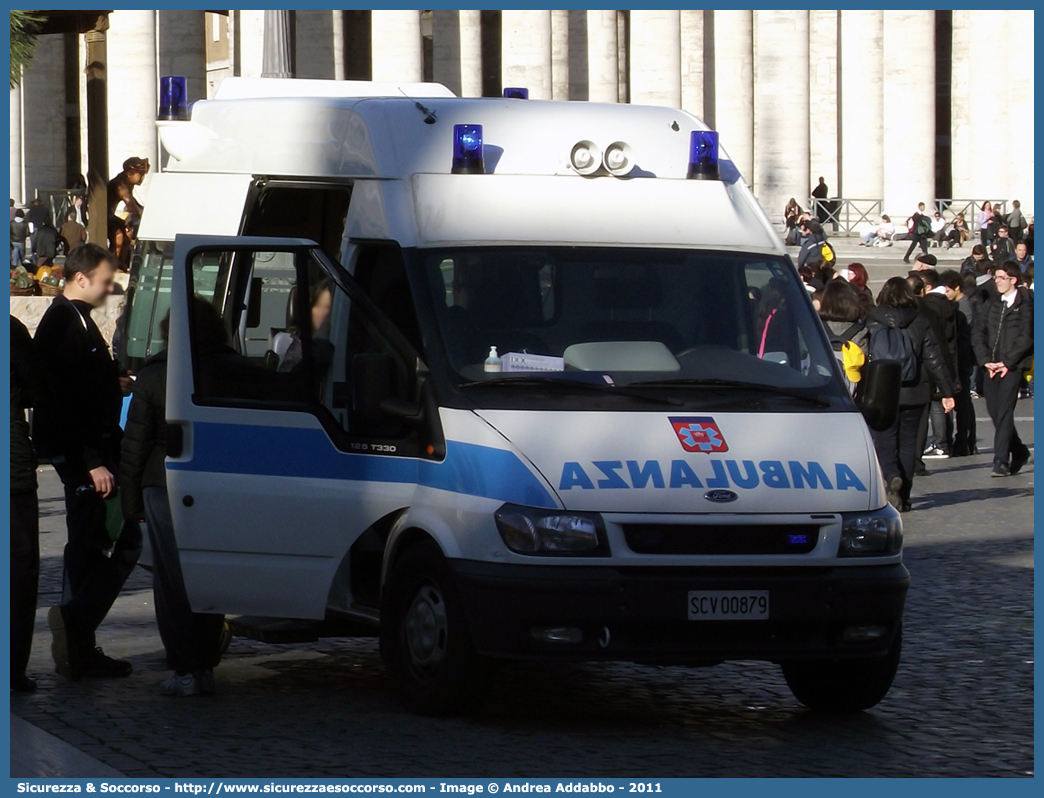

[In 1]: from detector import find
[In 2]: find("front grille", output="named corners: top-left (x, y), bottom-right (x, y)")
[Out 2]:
top-left (622, 524), bottom-right (820, 555)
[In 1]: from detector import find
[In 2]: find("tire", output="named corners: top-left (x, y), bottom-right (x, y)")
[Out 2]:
top-left (781, 625), bottom-right (902, 713)
top-left (379, 540), bottom-right (490, 716)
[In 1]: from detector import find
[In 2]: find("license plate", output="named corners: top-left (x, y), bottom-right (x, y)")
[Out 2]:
top-left (688, 590), bottom-right (769, 620)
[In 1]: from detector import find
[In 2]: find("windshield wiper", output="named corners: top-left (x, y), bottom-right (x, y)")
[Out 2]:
top-left (628, 378), bottom-right (831, 407)
top-left (459, 376), bottom-right (681, 406)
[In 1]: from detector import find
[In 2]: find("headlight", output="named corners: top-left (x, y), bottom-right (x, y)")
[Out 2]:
top-left (495, 504), bottom-right (608, 556)
top-left (839, 505), bottom-right (903, 556)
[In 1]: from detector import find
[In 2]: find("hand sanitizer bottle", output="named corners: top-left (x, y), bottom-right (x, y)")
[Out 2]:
top-left (484, 346), bottom-right (502, 373)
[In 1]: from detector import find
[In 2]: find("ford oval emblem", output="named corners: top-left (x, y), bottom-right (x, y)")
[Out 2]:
top-left (704, 489), bottom-right (738, 503)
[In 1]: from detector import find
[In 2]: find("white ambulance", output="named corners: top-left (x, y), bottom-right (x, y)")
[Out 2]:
top-left (120, 78), bottom-right (908, 715)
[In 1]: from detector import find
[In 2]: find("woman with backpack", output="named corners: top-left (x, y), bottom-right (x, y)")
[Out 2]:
top-left (818, 280), bottom-right (869, 396)
top-left (865, 277), bottom-right (956, 512)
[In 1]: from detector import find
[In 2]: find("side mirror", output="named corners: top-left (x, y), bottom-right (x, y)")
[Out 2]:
top-left (857, 360), bottom-right (902, 432)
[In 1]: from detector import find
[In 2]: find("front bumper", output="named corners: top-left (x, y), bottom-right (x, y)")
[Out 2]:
top-left (451, 560), bottom-right (909, 664)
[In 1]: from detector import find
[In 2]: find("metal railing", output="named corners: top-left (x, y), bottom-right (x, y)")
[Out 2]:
top-left (32, 188), bottom-right (87, 229)
top-left (935, 199), bottom-right (1008, 223)
top-left (809, 198), bottom-right (883, 236)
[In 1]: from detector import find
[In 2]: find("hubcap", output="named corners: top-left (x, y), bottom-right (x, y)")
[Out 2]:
top-left (404, 583), bottom-right (448, 672)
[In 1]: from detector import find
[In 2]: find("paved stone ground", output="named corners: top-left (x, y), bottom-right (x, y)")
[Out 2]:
top-left (12, 400), bottom-right (1033, 778)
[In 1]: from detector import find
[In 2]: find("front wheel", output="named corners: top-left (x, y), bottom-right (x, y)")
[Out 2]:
top-left (781, 625), bottom-right (902, 713)
top-left (379, 540), bottom-right (490, 716)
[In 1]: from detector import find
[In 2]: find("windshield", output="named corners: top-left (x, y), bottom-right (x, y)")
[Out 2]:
top-left (415, 247), bottom-right (846, 405)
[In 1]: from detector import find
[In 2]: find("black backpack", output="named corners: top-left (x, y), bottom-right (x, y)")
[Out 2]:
top-left (869, 324), bottom-right (919, 385)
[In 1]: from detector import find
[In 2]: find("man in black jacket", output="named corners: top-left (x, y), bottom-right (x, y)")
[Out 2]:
top-left (972, 263), bottom-right (1034, 477)
top-left (920, 269), bottom-right (961, 459)
top-left (33, 243), bottom-right (141, 679)
top-left (11, 316), bottom-right (45, 691)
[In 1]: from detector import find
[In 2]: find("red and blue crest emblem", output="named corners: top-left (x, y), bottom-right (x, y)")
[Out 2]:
top-left (669, 416), bottom-right (728, 453)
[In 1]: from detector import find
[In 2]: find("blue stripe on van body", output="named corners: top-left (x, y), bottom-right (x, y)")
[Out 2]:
top-left (166, 421), bottom-right (557, 509)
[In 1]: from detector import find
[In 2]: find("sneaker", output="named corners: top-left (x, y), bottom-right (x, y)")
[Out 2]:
top-left (195, 668), bottom-right (216, 695)
top-left (48, 605), bottom-right (82, 681)
top-left (900, 501), bottom-right (913, 513)
top-left (991, 462), bottom-right (1011, 478)
top-left (969, 390), bottom-right (981, 399)
top-left (1010, 447), bottom-right (1032, 475)
top-left (161, 672), bottom-right (200, 697)
top-left (885, 476), bottom-right (903, 510)
top-left (923, 446), bottom-right (950, 459)
top-left (81, 647), bottom-right (133, 678)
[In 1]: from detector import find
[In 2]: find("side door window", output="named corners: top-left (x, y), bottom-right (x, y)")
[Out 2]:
top-left (185, 244), bottom-right (419, 446)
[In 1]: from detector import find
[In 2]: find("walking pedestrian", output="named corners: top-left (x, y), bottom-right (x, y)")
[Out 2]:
top-left (121, 304), bottom-right (226, 697)
top-left (978, 201), bottom-right (994, 248)
top-left (25, 198), bottom-right (49, 252)
top-left (866, 277), bottom-right (956, 511)
top-left (972, 263), bottom-right (1034, 477)
top-left (11, 316), bottom-right (46, 692)
top-left (990, 225), bottom-right (1017, 265)
top-left (10, 210), bottom-right (29, 267)
top-left (920, 270), bottom-right (961, 459)
top-left (947, 271), bottom-right (978, 456)
top-left (903, 202), bottom-right (932, 263)
top-left (33, 220), bottom-right (60, 271)
top-left (33, 243), bottom-right (142, 680)
top-left (59, 211), bottom-right (87, 252)
top-left (1006, 200), bottom-right (1026, 241)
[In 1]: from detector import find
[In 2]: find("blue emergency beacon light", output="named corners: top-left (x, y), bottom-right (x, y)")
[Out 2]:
top-left (452, 124), bottom-right (485, 174)
top-left (687, 130), bottom-right (720, 180)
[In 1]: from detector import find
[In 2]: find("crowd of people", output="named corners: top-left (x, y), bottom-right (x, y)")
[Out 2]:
top-left (788, 204), bottom-right (1034, 512)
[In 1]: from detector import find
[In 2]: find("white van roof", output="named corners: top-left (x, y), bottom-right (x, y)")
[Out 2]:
top-left (213, 77), bottom-right (456, 100)
top-left (156, 89), bottom-right (781, 253)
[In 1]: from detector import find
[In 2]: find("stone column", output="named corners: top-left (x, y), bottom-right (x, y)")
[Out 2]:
top-left (502, 10), bottom-right (553, 100)
top-left (371, 10), bottom-right (422, 83)
top-left (753, 11), bottom-right (809, 219)
top-left (808, 10), bottom-right (838, 200)
top-left (551, 10), bottom-right (570, 100)
top-left (680, 10), bottom-right (703, 119)
top-left (949, 10), bottom-right (973, 201)
top-left (20, 34), bottom-right (66, 197)
top-left (714, 10), bottom-right (754, 181)
top-left (1007, 10), bottom-right (1034, 214)
top-left (236, 10), bottom-right (266, 79)
top-left (106, 11), bottom-right (157, 177)
top-left (839, 11), bottom-right (883, 202)
top-left (262, 9), bottom-right (293, 78)
top-left (433, 10), bottom-right (482, 96)
top-left (158, 11), bottom-right (207, 108)
top-left (10, 86), bottom-right (23, 204)
top-left (295, 11), bottom-right (341, 80)
top-left (585, 10), bottom-right (617, 103)
top-left (630, 10), bottom-right (681, 107)
top-left (882, 11), bottom-right (935, 217)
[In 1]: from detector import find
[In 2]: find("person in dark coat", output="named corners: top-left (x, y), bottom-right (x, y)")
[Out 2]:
top-left (972, 263), bottom-right (1034, 477)
top-left (947, 271), bottom-right (978, 456)
top-left (865, 277), bottom-right (956, 511)
top-left (33, 243), bottom-right (141, 680)
top-left (10, 210), bottom-right (29, 267)
top-left (919, 269), bottom-right (961, 459)
top-left (121, 302), bottom-right (226, 697)
top-left (11, 316), bottom-right (46, 691)
top-left (33, 221), bottom-right (60, 271)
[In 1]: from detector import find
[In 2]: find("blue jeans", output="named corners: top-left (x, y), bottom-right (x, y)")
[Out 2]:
top-left (11, 242), bottom-right (24, 266)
